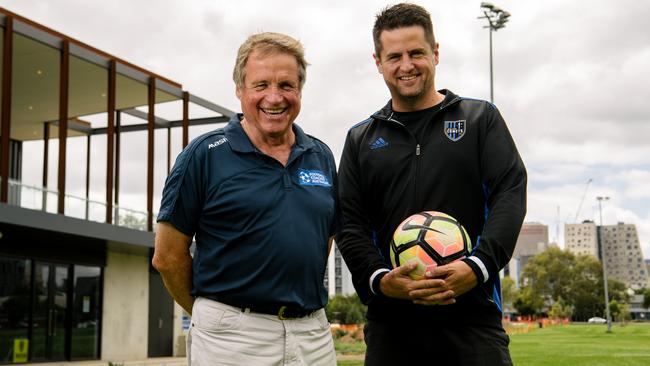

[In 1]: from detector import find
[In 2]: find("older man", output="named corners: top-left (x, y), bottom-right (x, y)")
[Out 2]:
top-left (153, 32), bottom-right (338, 366)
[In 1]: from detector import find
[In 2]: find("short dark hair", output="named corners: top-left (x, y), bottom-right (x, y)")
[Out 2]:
top-left (373, 3), bottom-right (436, 57)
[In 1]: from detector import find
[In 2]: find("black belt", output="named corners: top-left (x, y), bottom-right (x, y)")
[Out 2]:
top-left (248, 305), bottom-right (317, 319)
top-left (204, 296), bottom-right (317, 320)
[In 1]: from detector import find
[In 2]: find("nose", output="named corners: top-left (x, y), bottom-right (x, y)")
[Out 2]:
top-left (264, 86), bottom-right (284, 104)
top-left (399, 56), bottom-right (415, 73)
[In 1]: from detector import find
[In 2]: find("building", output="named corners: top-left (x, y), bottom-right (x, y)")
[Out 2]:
top-left (629, 293), bottom-right (650, 321)
top-left (325, 244), bottom-right (355, 296)
top-left (565, 221), bottom-right (598, 257)
top-left (565, 221), bottom-right (650, 289)
top-left (601, 223), bottom-right (649, 289)
top-left (0, 7), bottom-right (233, 364)
top-left (505, 222), bottom-right (549, 287)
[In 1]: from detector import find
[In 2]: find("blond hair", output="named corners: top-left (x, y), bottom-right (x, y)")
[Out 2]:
top-left (233, 32), bottom-right (308, 89)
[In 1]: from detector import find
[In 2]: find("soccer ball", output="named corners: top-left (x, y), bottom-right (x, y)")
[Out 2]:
top-left (390, 211), bottom-right (472, 280)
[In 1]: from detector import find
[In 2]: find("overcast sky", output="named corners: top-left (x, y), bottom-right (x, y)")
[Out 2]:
top-left (3, 0), bottom-right (649, 258)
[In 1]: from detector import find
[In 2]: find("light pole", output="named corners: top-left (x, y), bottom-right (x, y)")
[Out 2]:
top-left (478, 2), bottom-right (510, 103)
top-left (597, 196), bottom-right (612, 333)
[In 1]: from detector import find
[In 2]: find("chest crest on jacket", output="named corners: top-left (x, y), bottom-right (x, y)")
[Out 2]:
top-left (444, 120), bottom-right (466, 142)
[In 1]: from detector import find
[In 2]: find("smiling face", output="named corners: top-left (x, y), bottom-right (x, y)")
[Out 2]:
top-left (236, 49), bottom-right (302, 141)
top-left (374, 25), bottom-right (439, 111)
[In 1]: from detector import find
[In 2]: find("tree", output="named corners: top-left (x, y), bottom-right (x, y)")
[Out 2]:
top-left (548, 296), bottom-right (573, 319)
top-left (571, 254), bottom-right (608, 321)
top-left (514, 286), bottom-right (544, 316)
top-left (325, 294), bottom-right (367, 324)
top-left (609, 300), bottom-right (631, 323)
top-left (118, 213), bottom-right (147, 230)
top-left (501, 276), bottom-right (518, 313)
top-left (517, 247), bottom-right (576, 316)
top-left (520, 247), bottom-right (576, 304)
top-left (516, 247), bottom-right (629, 320)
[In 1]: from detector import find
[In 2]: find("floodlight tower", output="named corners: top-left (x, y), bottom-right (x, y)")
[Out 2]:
top-left (597, 196), bottom-right (613, 333)
top-left (478, 2), bottom-right (511, 103)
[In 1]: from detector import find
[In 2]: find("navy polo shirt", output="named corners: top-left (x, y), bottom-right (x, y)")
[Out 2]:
top-left (157, 115), bottom-right (339, 311)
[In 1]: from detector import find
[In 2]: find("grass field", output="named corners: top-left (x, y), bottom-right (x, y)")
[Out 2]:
top-left (335, 323), bottom-right (650, 366)
top-left (510, 323), bottom-right (650, 366)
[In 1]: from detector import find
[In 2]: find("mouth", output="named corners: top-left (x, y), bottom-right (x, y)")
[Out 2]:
top-left (398, 75), bottom-right (417, 81)
top-left (261, 107), bottom-right (287, 116)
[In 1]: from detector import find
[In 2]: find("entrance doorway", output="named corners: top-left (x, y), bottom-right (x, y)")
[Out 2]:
top-left (30, 262), bottom-right (69, 362)
top-left (0, 256), bottom-right (102, 363)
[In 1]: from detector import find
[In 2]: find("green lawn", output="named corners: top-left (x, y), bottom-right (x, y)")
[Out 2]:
top-left (335, 323), bottom-right (650, 366)
top-left (510, 323), bottom-right (650, 366)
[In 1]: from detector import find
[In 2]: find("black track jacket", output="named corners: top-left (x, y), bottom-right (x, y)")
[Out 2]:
top-left (337, 90), bottom-right (527, 324)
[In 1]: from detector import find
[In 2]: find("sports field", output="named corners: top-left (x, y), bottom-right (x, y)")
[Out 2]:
top-left (335, 323), bottom-right (650, 366)
top-left (510, 323), bottom-right (650, 366)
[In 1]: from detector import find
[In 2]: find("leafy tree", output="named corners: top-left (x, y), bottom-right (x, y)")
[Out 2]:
top-left (548, 296), bottom-right (573, 319)
top-left (516, 247), bottom-right (629, 320)
top-left (501, 276), bottom-right (518, 312)
top-left (520, 247), bottom-right (575, 304)
top-left (571, 254), bottom-right (608, 320)
top-left (325, 294), bottom-right (367, 324)
top-left (516, 247), bottom-right (575, 315)
top-left (609, 300), bottom-right (631, 323)
top-left (118, 213), bottom-right (147, 230)
top-left (514, 286), bottom-right (544, 316)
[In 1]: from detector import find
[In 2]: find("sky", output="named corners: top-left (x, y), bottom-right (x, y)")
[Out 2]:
top-left (2, 0), bottom-right (649, 258)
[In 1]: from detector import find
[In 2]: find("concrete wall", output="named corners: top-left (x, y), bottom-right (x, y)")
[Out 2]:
top-left (101, 247), bottom-right (150, 361)
top-left (173, 303), bottom-right (188, 357)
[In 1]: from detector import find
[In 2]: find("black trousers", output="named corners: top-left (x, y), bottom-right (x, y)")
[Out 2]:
top-left (363, 319), bottom-right (513, 366)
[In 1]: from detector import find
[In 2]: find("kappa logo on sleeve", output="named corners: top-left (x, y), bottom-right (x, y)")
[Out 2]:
top-left (444, 120), bottom-right (466, 141)
top-left (297, 169), bottom-right (331, 187)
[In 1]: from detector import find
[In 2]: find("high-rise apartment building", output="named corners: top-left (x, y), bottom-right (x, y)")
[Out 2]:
top-left (602, 223), bottom-right (649, 289)
top-left (565, 221), bottom-right (598, 257)
top-left (565, 221), bottom-right (649, 289)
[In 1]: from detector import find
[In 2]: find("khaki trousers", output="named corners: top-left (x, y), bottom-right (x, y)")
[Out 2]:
top-left (188, 297), bottom-right (336, 366)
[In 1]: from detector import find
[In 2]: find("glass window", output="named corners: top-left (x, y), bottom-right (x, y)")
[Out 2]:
top-left (70, 265), bottom-right (101, 360)
top-left (0, 256), bottom-right (31, 364)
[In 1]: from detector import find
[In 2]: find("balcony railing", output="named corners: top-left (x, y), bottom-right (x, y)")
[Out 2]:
top-left (6, 179), bottom-right (150, 231)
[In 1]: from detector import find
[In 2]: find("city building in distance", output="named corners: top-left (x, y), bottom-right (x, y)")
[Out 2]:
top-left (505, 222), bottom-right (549, 287)
top-left (566, 221), bottom-right (649, 289)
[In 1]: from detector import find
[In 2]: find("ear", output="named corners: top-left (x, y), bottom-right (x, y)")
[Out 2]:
top-left (235, 87), bottom-right (242, 100)
top-left (433, 42), bottom-right (440, 66)
top-left (373, 53), bottom-right (383, 74)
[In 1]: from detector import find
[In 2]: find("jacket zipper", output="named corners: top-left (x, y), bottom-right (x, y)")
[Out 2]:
top-left (414, 143), bottom-right (421, 209)
top-left (380, 112), bottom-right (423, 211)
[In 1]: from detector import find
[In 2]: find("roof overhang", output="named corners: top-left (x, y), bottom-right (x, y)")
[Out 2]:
top-left (0, 7), bottom-right (235, 141)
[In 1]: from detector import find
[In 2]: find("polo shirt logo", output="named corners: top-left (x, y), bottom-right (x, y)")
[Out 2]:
top-left (208, 137), bottom-right (228, 149)
top-left (297, 169), bottom-right (331, 187)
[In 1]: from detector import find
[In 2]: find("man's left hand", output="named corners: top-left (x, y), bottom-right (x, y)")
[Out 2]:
top-left (409, 261), bottom-right (477, 305)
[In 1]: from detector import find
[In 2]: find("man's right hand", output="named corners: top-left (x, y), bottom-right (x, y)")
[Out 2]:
top-left (379, 262), bottom-right (456, 305)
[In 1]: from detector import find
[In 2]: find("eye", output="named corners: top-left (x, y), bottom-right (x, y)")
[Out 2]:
top-left (253, 83), bottom-right (267, 91)
top-left (280, 82), bottom-right (297, 91)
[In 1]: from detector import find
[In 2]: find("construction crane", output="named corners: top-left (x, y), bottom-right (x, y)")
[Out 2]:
top-left (574, 178), bottom-right (593, 223)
